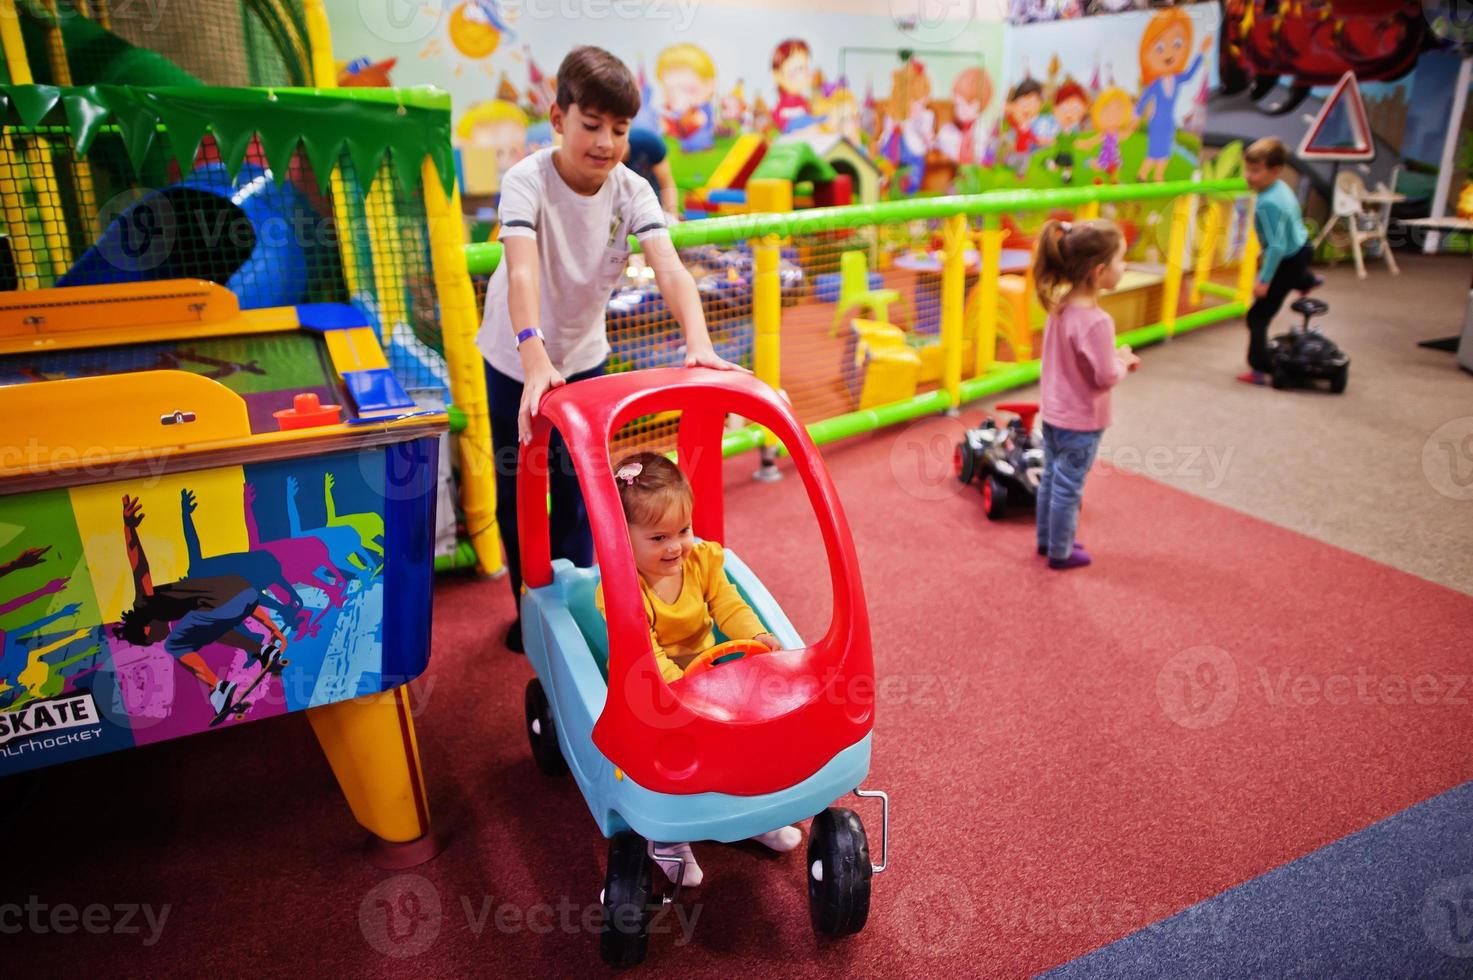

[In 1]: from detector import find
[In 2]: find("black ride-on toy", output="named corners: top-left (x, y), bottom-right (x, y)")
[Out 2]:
top-left (955, 402), bottom-right (1044, 520)
top-left (1269, 297), bottom-right (1349, 393)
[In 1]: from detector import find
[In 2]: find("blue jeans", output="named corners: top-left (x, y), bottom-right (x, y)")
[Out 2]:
top-left (1036, 422), bottom-right (1103, 560)
top-left (486, 360), bottom-right (606, 608)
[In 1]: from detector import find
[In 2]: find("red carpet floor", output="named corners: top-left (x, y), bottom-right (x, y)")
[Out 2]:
top-left (7, 410), bottom-right (1473, 977)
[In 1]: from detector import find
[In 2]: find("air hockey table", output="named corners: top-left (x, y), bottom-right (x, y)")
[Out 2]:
top-left (0, 279), bottom-right (447, 866)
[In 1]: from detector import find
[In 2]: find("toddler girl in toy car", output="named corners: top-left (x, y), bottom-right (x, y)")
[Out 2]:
top-left (596, 451), bottom-right (801, 885)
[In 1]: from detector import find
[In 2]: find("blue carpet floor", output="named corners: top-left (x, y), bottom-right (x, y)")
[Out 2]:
top-left (1045, 781), bottom-right (1473, 979)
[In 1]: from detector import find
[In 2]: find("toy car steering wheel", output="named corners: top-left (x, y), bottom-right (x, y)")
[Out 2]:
top-left (681, 639), bottom-right (771, 678)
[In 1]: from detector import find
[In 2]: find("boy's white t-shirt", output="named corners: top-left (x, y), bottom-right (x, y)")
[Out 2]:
top-left (477, 148), bottom-right (670, 381)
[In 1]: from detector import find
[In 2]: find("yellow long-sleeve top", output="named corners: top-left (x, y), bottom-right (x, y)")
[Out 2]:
top-left (596, 541), bottom-right (767, 683)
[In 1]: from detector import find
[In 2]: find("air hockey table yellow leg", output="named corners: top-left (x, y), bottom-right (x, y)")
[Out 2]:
top-left (306, 684), bottom-right (447, 868)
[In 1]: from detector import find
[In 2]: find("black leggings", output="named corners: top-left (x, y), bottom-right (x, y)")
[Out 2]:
top-left (1246, 245), bottom-right (1317, 373)
top-left (486, 360), bottom-right (605, 609)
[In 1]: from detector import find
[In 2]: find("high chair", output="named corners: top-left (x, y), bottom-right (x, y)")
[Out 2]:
top-left (1311, 170), bottom-right (1400, 280)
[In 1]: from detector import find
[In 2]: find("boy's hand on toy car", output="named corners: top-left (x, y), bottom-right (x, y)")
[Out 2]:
top-left (755, 632), bottom-right (782, 651)
top-left (519, 360), bottom-right (566, 444)
top-left (684, 342), bottom-right (750, 373)
top-left (1253, 281), bottom-right (1269, 299)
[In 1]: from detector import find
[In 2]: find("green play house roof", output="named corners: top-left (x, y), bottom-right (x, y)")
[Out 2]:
top-left (0, 84), bottom-right (456, 197)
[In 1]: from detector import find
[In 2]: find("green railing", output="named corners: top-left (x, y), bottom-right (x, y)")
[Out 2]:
top-left (465, 179), bottom-right (1246, 275)
top-left (463, 177), bottom-right (1255, 460)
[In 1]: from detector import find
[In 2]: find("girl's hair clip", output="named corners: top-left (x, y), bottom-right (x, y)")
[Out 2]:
top-left (615, 462), bottom-right (643, 485)
top-left (1059, 221), bottom-right (1073, 235)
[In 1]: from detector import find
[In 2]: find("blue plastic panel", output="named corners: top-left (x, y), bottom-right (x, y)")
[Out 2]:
top-left (343, 368), bottom-right (417, 414)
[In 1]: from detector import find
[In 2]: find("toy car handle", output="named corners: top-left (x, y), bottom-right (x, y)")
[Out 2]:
top-left (680, 638), bottom-right (771, 678)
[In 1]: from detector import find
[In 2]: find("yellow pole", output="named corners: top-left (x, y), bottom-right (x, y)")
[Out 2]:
top-left (299, 0), bottom-right (370, 317)
top-left (364, 165), bottom-right (410, 344)
top-left (752, 234), bottom-right (781, 408)
top-left (0, 0), bottom-right (29, 84)
top-left (423, 156), bottom-right (502, 576)
top-left (39, 0), bottom-right (98, 223)
top-left (1078, 200), bottom-right (1101, 221)
top-left (972, 221), bottom-right (1004, 378)
top-left (1237, 201), bottom-right (1261, 307)
top-left (746, 178), bottom-right (790, 466)
top-left (302, 0), bottom-right (338, 90)
top-left (940, 213), bottom-right (965, 409)
top-left (1160, 194), bottom-right (1193, 338)
top-left (0, 135), bottom-right (40, 288)
top-left (2, 1), bottom-right (72, 279)
top-left (28, 138), bottom-right (72, 276)
top-left (1190, 197), bottom-right (1221, 306)
top-left (0, 0), bottom-right (44, 289)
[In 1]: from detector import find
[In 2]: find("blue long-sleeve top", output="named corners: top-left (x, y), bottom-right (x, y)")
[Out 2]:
top-left (1254, 179), bottom-right (1309, 283)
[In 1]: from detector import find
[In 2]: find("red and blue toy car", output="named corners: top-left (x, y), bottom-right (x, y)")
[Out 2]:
top-left (516, 367), bottom-right (889, 966)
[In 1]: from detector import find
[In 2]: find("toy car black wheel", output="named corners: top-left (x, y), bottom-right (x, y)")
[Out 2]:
top-left (1330, 365), bottom-right (1348, 394)
top-left (955, 442), bottom-right (976, 485)
top-left (601, 831), bottom-right (654, 967)
top-left (807, 807), bottom-right (872, 937)
top-left (1270, 366), bottom-right (1291, 390)
top-left (524, 678), bottom-right (567, 776)
top-left (982, 476), bottom-right (1008, 520)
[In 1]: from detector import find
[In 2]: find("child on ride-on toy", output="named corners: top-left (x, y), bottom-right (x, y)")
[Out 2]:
top-left (1240, 136), bottom-right (1322, 386)
top-left (595, 451), bottom-right (800, 885)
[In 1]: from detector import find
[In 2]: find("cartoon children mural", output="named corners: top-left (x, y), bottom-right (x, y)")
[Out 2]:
top-left (657, 43), bottom-right (717, 152)
top-left (937, 66), bottom-right (993, 167)
top-left (1078, 86), bottom-right (1136, 183)
top-left (1000, 78), bottom-right (1050, 178)
top-left (1134, 8), bottom-right (1212, 181)
top-left (771, 38), bottom-right (818, 134)
top-left (818, 82), bottom-right (863, 146)
top-left (457, 99), bottom-right (530, 178)
top-left (1046, 79), bottom-right (1090, 183)
top-left (880, 59), bottom-right (935, 194)
top-left (720, 79), bottom-right (750, 137)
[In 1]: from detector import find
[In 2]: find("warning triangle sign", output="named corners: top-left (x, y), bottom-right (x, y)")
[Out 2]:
top-left (1298, 71), bottom-right (1375, 161)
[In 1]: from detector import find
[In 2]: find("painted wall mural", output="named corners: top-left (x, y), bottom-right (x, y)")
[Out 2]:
top-left (327, 0), bottom-right (1220, 204)
top-left (999, 5), bottom-right (1221, 187)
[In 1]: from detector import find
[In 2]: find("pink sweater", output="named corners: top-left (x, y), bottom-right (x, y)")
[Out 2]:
top-left (1040, 302), bottom-right (1127, 431)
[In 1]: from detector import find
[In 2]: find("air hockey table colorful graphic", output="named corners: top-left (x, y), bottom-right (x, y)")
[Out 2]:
top-left (0, 279), bottom-right (446, 865)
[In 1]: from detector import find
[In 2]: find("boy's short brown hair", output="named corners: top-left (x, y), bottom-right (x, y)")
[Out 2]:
top-left (1245, 137), bottom-right (1288, 169)
top-left (556, 46), bottom-right (641, 119)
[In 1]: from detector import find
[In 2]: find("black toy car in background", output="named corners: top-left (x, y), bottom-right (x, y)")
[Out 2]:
top-left (1269, 297), bottom-right (1349, 393)
top-left (955, 402), bottom-right (1044, 520)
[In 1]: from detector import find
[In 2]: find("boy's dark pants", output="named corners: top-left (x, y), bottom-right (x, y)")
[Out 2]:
top-left (486, 360), bottom-right (606, 613)
top-left (1246, 244), bottom-right (1317, 373)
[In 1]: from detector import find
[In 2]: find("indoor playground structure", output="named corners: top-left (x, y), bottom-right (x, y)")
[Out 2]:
top-left (0, 0), bottom-right (495, 862)
top-left (0, 0), bottom-right (501, 579)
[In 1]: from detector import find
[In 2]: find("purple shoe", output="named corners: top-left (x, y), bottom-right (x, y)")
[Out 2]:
top-left (1038, 541), bottom-right (1084, 556)
top-left (1048, 545), bottom-right (1093, 570)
